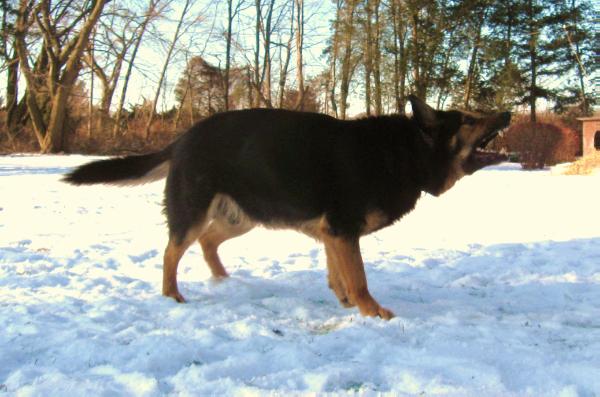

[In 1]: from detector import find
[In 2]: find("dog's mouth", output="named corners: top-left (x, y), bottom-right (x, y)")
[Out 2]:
top-left (464, 113), bottom-right (511, 174)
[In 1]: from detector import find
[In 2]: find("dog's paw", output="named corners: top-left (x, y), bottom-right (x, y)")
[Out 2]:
top-left (357, 298), bottom-right (394, 320)
top-left (376, 306), bottom-right (395, 320)
top-left (163, 290), bottom-right (186, 303)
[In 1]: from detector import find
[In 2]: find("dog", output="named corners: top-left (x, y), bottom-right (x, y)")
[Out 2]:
top-left (64, 96), bottom-right (510, 319)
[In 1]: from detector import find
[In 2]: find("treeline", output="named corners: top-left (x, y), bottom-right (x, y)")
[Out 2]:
top-left (0, 0), bottom-right (597, 153)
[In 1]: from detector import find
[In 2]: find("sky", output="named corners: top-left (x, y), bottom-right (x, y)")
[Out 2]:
top-left (1, 0), bottom-right (596, 118)
top-left (116, 0), bottom-right (340, 113)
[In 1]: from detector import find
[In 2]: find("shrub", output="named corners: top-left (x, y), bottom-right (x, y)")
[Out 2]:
top-left (499, 119), bottom-right (579, 169)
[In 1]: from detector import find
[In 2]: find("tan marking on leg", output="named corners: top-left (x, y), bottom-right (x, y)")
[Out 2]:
top-left (259, 215), bottom-right (324, 241)
top-left (325, 244), bottom-right (353, 307)
top-left (321, 222), bottom-right (393, 319)
top-left (297, 217), bottom-right (324, 240)
top-left (199, 218), bottom-right (255, 278)
top-left (285, 211), bottom-right (390, 240)
top-left (162, 222), bottom-right (207, 303)
top-left (163, 238), bottom-right (191, 302)
top-left (361, 210), bottom-right (390, 236)
top-left (199, 228), bottom-right (229, 278)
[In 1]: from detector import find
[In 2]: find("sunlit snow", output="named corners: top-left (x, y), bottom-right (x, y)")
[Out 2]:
top-left (1, 155), bottom-right (599, 396)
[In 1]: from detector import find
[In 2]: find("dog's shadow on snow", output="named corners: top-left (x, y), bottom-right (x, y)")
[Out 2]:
top-left (0, 165), bottom-right (74, 176)
top-left (177, 269), bottom-right (340, 321)
top-left (362, 237), bottom-right (600, 324)
top-left (172, 237), bottom-right (600, 326)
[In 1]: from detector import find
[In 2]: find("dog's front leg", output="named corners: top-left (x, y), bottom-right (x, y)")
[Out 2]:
top-left (324, 244), bottom-right (354, 308)
top-left (322, 235), bottom-right (394, 320)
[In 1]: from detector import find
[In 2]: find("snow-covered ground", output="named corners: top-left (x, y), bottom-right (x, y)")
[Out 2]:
top-left (1, 155), bottom-right (599, 396)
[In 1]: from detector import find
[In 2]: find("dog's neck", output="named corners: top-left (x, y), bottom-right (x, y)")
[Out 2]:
top-left (405, 118), bottom-right (441, 195)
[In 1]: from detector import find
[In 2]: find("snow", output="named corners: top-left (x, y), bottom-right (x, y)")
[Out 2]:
top-left (1, 155), bottom-right (600, 396)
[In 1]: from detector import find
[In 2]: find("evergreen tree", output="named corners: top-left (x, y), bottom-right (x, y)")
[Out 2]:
top-left (553, 0), bottom-right (599, 114)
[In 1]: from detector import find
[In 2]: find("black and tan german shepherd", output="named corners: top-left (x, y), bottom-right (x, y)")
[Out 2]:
top-left (64, 96), bottom-right (510, 319)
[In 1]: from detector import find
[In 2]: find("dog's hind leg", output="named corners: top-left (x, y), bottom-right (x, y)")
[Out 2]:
top-left (198, 218), bottom-right (254, 278)
top-left (163, 171), bottom-right (215, 302)
top-left (322, 233), bottom-right (394, 320)
top-left (163, 224), bottom-right (206, 302)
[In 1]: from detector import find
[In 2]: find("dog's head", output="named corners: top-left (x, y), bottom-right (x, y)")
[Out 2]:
top-left (409, 95), bottom-right (511, 196)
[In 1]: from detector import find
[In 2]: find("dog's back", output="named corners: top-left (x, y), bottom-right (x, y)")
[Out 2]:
top-left (166, 109), bottom-right (425, 238)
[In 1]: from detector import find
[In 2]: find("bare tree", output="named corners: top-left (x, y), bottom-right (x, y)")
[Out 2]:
top-left (85, 3), bottom-right (138, 131)
top-left (1, 0), bottom-right (21, 135)
top-left (294, 0), bottom-right (305, 110)
top-left (327, 0), bottom-right (343, 117)
top-left (389, 0), bottom-right (408, 114)
top-left (565, 0), bottom-right (589, 114)
top-left (144, 0), bottom-right (194, 138)
top-left (372, 0), bottom-right (382, 115)
top-left (88, 26), bottom-right (95, 137)
top-left (261, 0), bottom-right (275, 107)
top-left (362, 0), bottom-right (373, 115)
top-left (224, 0), bottom-right (243, 111)
top-left (463, 3), bottom-right (486, 109)
top-left (252, 0), bottom-right (276, 108)
top-left (276, 2), bottom-right (294, 108)
top-left (339, 0), bottom-right (358, 120)
top-left (112, 0), bottom-right (163, 137)
top-left (15, 0), bottom-right (108, 153)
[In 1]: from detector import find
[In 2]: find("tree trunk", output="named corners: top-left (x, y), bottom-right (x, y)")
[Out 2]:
top-left (363, 0), bottom-right (373, 116)
top-left (246, 65), bottom-right (254, 108)
top-left (568, 0), bottom-right (588, 114)
top-left (372, 0), bottom-right (382, 115)
top-left (390, 0), bottom-right (407, 114)
top-left (254, 0), bottom-right (262, 107)
top-left (411, 11), bottom-right (423, 98)
top-left (339, 0), bottom-right (357, 120)
top-left (45, 1), bottom-right (107, 152)
top-left (14, 3), bottom-right (49, 147)
top-left (527, 0), bottom-right (537, 123)
top-left (464, 13), bottom-right (483, 110)
top-left (16, 0), bottom-right (107, 153)
top-left (294, 0), bottom-right (305, 110)
top-left (261, 0), bottom-right (275, 108)
top-left (278, 3), bottom-right (294, 108)
top-left (145, 0), bottom-right (191, 139)
top-left (574, 36), bottom-right (587, 114)
top-left (5, 49), bottom-right (20, 132)
top-left (329, 0), bottom-right (342, 117)
top-left (224, 0), bottom-right (235, 111)
top-left (41, 85), bottom-right (69, 152)
top-left (113, 0), bottom-right (157, 137)
top-left (88, 28), bottom-right (95, 138)
top-left (437, 44), bottom-right (454, 109)
top-left (390, 0), bottom-right (400, 113)
top-left (505, 1), bottom-right (513, 68)
top-left (91, 53), bottom-right (125, 120)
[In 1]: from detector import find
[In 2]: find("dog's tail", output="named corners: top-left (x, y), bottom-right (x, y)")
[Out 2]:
top-left (63, 145), bottom-right (173, 186)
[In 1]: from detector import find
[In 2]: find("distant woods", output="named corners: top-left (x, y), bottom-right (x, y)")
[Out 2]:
top-left (0, 0), bottom-right (597, 153)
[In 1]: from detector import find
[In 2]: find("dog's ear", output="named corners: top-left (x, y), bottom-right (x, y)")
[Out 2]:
top-left (408, 95), bottom-right (438, 130)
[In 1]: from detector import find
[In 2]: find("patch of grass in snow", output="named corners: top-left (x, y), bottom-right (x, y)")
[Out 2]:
top-left (564, 152), bottom-right (600, 175)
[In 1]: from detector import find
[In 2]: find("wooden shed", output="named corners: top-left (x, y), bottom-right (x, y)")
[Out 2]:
top-left (577, 116), bottom-right (600, 157)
